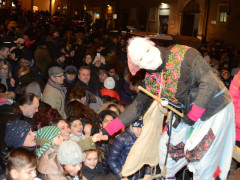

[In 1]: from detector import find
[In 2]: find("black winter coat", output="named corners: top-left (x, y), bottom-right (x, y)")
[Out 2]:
top-left (82, 164), bottom-right (118, 180)
top-left (97, 139), bottom-right (114, 175)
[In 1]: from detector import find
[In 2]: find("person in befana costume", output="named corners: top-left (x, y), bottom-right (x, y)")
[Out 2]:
top-left (101, 37), bottom-right (235, 180)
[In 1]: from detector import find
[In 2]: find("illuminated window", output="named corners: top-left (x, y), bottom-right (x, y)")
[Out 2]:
top-left (218, 4), bottom-right (228, 23)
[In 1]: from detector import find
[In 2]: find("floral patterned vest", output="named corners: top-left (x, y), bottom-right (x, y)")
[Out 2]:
top-left (144, 44), bottom-right (190, 104)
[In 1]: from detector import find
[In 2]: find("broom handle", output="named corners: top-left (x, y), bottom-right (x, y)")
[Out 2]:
top-left (138, 86), bottom-right (184, 117)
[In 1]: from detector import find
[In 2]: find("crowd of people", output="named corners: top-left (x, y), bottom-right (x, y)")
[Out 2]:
top-left (0, 9), bottom-right (239, 180)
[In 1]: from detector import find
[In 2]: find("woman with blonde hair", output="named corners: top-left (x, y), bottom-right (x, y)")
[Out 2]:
top-left (0, 60), bottom-right (15, 91)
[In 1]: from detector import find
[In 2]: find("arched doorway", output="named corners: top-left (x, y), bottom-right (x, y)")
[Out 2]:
top-left (181, 0), bottom-right (200, 36)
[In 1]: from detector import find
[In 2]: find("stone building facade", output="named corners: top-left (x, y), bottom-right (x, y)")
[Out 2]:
top-left (114, 0), bottom-right (240, 48)
top-left (15, 0), bottom-right (240, 48)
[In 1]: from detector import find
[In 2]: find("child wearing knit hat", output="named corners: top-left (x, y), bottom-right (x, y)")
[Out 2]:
top-left (57, 140), bottom-right (83, 179)
top-left (100, 77), bottom-right (121, 104)
top-left (35, 126), bottom-right (63, 158)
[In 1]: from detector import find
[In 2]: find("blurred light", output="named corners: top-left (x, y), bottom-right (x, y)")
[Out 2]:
top-left (113, 14), bottom-right (117, 19)
top-left (33, 6), bottom-right (38, 12)
top-left (160, 3), bottom-right (169, 9)
top-left (107, 5), bottom-right (112, 14)
top-left (95, 13), bottom-right (100, 19)
top-left (12, 2), bottom-right (15, 7)
top-left (2, 1), bottom-right (5, 5)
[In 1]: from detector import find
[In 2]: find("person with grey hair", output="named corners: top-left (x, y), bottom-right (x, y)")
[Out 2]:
top-left (26, 81), bottom-right (52, 110)
top-left (26, 81), bottom-right (42, 100)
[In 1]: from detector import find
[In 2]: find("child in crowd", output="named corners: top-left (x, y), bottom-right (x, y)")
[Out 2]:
top-left (221, 69), bottom-right (231, 88)
top-left (82, 149), bottom-right (118, 180)
top-left (100, 77), bottom-right (121, 104)
top-left (35, 126), bottom-right (63, 159)
top-left (97, 110), bottom-right (118, 174)
top-left (0, 147), bottom-right (38, 180)
top-left (108, 118), bottom-right (151, 180)
top-left (50, 118), bottom-right (108, 152)
top-left (68, 116), bottom-right (92, 141)
top-left (38, 140), bottom-right (83, 180)
top-left (57, 140), bottom-right (84, 179)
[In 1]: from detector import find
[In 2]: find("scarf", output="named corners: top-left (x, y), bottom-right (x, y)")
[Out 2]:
top-left (70, 133), bottom-right (85, 142)
top-left (47, 79), bottom-right (67, 100)
top-left (0, 74), bottom-right (8, 90)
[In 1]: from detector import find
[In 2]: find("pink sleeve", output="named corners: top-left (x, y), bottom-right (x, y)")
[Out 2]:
top-left (187, 104), bottom-right (206, 122)
top-left (104, 117), bottom-right (125, 136)
top-left (229, 73), bottom-right (240, 130)
top-left (0, 98), bottom-right (6, 103)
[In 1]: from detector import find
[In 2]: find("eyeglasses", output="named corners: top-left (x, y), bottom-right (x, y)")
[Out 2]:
top-left (1, 68), bottom-right (8, 71)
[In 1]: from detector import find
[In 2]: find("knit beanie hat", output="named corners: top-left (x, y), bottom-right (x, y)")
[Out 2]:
top-left (104, 77), bottom-right (115, 89)
top-left (5, 120), bottom-right (31, 148)
top-left (132, 118), bottom-right (143, 128)
top-left (35, 126), bottom-right (61, 158)
top-left (58, 140), bottom-right (83, 165)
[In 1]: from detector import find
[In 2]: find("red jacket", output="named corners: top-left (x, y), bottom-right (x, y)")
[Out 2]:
top-left (100, 88), bottom-right (121, 104)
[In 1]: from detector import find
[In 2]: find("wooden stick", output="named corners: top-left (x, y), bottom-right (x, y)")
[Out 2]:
top-left (138, 86), bottom-right (184, 117)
